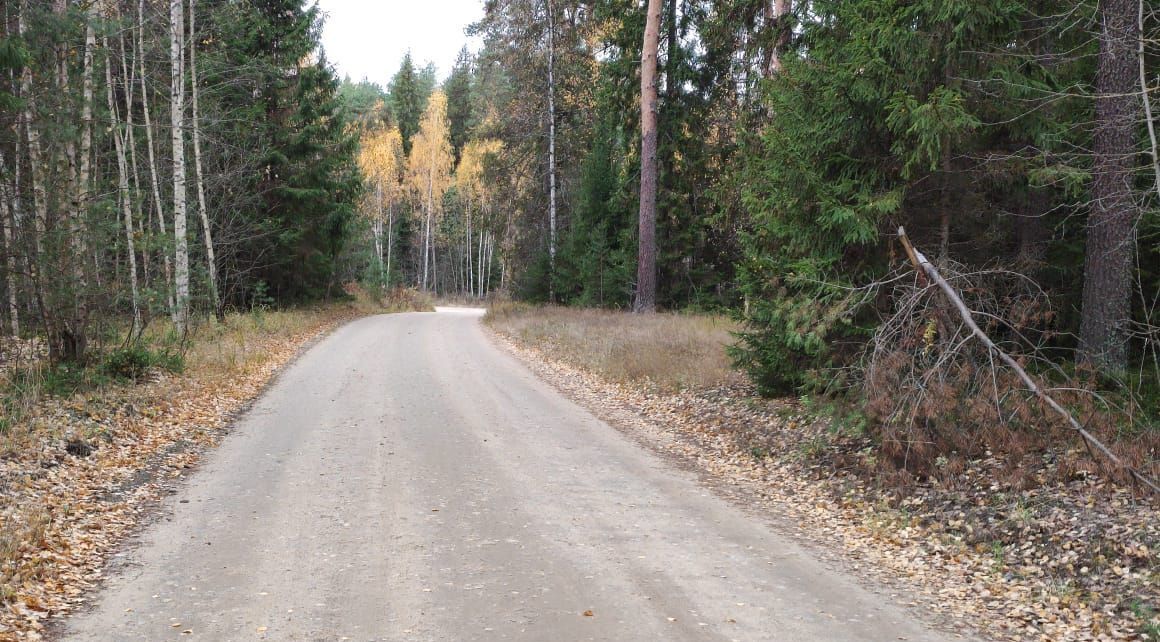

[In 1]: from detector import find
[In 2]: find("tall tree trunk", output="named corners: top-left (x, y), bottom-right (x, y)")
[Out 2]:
top-left (386, 200), bottom-right (394, 289)
top-left (375, 180), bottom-right (385, 288)
top-left (422, 198), bottom-right (431, 291)
top-left (477, 229), bottom-right (485, 298)
top-left (188, 0), bottom-right (219, 318)
top-left (0, 154), bottom-right (17, 337)
top-left (546, 0), bottom-right (558, 300)
top-left (1079, 0), bottom-right (1139, 372)
top-left (485, 233), bottom-right (494, 298)
top-left (634, 0), bottom-right (662, 313)
top-left (1139, 0), bottom-right (1160, 203)
top-left (19, 1), bottom-right (52, 353)
top-left (58, 6), bottom-right (97, 360)
top-left (466, 197), bottom-right (473, 298)
top-left (938, 134), bottom-right (952, 262)
top-left (170, 0), bottom-right (190, 334)
top-left (105, 35), bottom-right (143, 335)
top-left (665, 0), bottom-right (678, 100)
top-left (142, 0), bottom-right (175, 318)
top-left (765, 0), bottom-right (791, 76)
top-left (432, 240), bottom-right (439, 295)
top-left (119, 26), bottom-right (150, 292)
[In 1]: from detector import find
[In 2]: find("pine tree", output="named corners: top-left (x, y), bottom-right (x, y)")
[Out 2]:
top-left (634, 0), bottom-right (662, 313)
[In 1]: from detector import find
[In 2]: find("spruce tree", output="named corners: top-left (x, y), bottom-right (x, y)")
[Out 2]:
top-left (390, 54), bottom-right (423, 155)
top-left (444, 47), bottom-right (474, 165)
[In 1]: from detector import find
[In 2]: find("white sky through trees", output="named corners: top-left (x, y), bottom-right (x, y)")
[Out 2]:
top-left (316, 0), bottom-right (484, 88)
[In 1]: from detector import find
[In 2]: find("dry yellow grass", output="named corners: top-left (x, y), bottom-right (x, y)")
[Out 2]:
top-left (485, 302), bottom-right (741, 392)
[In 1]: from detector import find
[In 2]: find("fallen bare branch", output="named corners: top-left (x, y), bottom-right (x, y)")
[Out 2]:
top-left (898, 226), bottom-right (1159, 495)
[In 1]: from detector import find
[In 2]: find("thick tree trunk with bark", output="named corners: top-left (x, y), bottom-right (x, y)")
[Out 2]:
top-left (1079, 0), bottom-right (1139, 372)
top-left (634, 0), bottom-right (662, 313)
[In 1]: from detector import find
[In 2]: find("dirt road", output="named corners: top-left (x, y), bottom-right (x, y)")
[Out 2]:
top-left (60, 309), bottom-right (961, 641)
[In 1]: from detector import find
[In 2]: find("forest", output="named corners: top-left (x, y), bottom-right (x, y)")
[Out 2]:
top-left (0, 0), bottom-right (1157, 480)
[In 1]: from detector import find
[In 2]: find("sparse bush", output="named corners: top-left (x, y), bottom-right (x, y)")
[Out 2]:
top-left (103, 346), bottom-right (185, 381)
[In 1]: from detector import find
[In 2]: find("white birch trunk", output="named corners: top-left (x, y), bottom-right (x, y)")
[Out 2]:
top-left (0, 154), bottom-right (18, 336)
top-left (484, 233), bottom-right (494, 298)
top-left (19, 4), bottom-right (46, 289)
top-left (118, 27), bottom-right (149, 288)
top-left (189, 0), bottom-right (219, 316)
top-left (423, 149), bottom-right (435, 292)
top-left (546, 0), bottom-right (558, 297)
top-left (386, 200), bottom-right (394, 289)
top-left (105, 34), bottom-right (143, 335)
top-left (170, 0), bottom-right (190, 333)
top-left (141, 0), bottom-right (175, 317)
top-left (77, 13), bottom-right (96, 289)
top-left (375, 180), bottom-right (385, 288)
top-left (477, 229), bottom-right (485, 298)
top-left (465, 196), bottom-right (473, 298)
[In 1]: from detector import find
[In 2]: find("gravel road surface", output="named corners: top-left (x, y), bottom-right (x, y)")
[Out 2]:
top-left (60, 308), bottom-right (961, 642)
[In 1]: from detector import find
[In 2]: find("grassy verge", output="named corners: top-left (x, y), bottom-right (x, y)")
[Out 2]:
top-left (485, 301), bottom-right (741, 393)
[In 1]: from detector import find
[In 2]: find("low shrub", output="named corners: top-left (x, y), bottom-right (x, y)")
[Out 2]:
top-left (103, 346), bottom-right (185, 380)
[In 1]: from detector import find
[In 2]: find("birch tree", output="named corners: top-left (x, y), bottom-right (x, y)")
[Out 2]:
top-left (140, 0), bottom-right (174, 316)
top-left (406, 91), bottom-right (453, 292)
top-left (358, 126), bottom-right (404, 289)
top-left (104, 30), bottom-right (143, 334)
top-left (189, 0), bottom-right (219, 317)
top-left (457, 138), bottom-right (503, 298)
top-left (545, 0), bottom-right (558, 298)
top-left (170, 0), bottom-right (190, 333)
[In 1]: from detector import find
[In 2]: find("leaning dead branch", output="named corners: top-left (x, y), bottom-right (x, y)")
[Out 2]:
top-left (897, 226), bottom-right (1159, 495)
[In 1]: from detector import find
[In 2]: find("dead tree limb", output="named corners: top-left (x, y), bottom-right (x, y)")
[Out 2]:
top-left (897, 226), bottom-right (1159, 495)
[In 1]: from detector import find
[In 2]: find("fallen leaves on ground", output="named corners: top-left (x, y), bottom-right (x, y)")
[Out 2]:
top-left (0, 307), bottom-right (362, 641)
top-left (491, 330), bottom-right (1159, 642)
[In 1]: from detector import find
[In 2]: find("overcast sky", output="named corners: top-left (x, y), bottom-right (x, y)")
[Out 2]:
top-left (315, 0), bottom-right (484, 90)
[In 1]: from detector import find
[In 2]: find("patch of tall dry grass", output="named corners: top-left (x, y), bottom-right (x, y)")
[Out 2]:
top-left (485, 302), bottom-right (741, 392)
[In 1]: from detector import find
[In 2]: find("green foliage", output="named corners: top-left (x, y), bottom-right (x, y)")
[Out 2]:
top-left (555, 111), bottom-right (636, 307)
top-left (444, 48), bottom-right (474, 164)
top-left (338, 78), bottom-right (390, 128)
top-left (731, 0), bottom-right (1085, 395)
top-left (390, 53), bottom-right (425, 156)
top-left (102, 346), bottom-right (185, 381)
